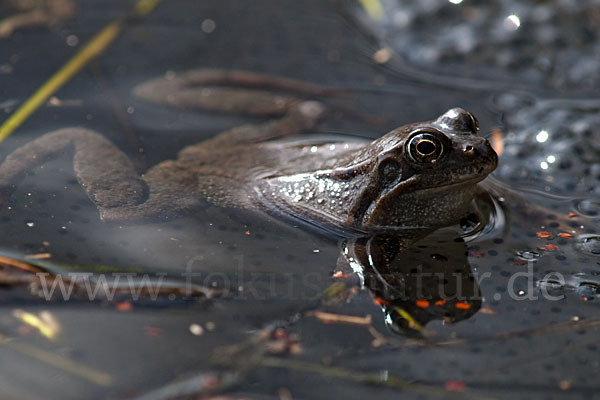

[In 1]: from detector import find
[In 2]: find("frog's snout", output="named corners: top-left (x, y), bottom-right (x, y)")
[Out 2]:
top-left (462, 139), bottom-right (498, 173)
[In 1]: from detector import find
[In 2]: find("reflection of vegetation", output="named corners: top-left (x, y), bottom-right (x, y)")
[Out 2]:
top-left (357, 0), bottom-right (384, 20)
top-left (0, 253), bottom-right (220, 300)
top-left (257, 357), bottom-right (494, 400)
top-left (207, 323), bottom-right (497, 400)
top-left (0, 0), bottom-right (165, 142)
top-left (189, 312), bottom-right (600, 399)
top-left (0, 331), bottom-right (113, 386)
top-left (185, 302), bottom-right (600, 400)
top-left (341, 230), bottom-right (481, 336)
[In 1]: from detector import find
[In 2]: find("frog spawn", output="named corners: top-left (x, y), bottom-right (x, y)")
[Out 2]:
top-left (493, 95), bottom-right (600, 197)
top-left (353, 0), bottom-right (600, 90)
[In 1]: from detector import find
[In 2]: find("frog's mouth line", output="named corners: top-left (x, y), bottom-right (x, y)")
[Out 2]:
top-left (418, 176), bottom-right (487, 193)
top-left (391, 175), bottom-right (487, 197)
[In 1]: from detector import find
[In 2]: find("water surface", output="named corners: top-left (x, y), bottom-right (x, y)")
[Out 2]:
top-left (0, 0), bottom-right (598, 399)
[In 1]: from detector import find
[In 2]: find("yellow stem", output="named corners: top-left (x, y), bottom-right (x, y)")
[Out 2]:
top-left (0, 0), bottom-right (165, 143)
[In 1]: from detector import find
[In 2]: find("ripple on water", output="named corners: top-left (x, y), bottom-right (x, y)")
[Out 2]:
top-left (576, 234), bottom-right (600, 256)
top-left (458, 190), bottom-right (506, 243)
top-left (515, 250), bottom-right (541, 262)
top-left (574, 199), bottom-right (600, 218)
top-left (538, 271), bottom-right (600, 300)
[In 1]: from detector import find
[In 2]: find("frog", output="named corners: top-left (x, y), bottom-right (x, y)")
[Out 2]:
top-left (0, 69), bottom-right (498, 233)
top-left (0, 0), bottom-right (75, 38)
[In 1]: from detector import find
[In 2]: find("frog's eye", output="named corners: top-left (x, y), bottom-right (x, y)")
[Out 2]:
top-left (407, 132), bottom-right (444, 163)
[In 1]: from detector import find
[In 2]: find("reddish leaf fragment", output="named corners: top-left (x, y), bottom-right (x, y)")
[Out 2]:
top-left (116, 301), bottom-right (133, 312)
top-left (144, 326), bottom-right (163, 337)
top-left (416, 300), bottom-right (430, 308)
top-left (18, 325), bottom-right (32, 335)
top-left (538, 244), bottom-right (559, 252)
top-left (445, 380), bottom-right (467, 392)
top-left (491, 128), bottom-right (504, 155)
top-left (332, 271), bottom-right (348, 279)
top-left (469, 250), bottom-right (485, 258)
top-left (203, 375), bottom-right (220, 389)
top-left (373, 297), bottom-right (390, 306)
top-left (512, 258), bottom-right (529, 265)
top-left (272, 327), bottom-right (288, 340)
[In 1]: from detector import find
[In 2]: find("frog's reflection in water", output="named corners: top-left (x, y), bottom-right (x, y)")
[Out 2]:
top-left (340, 229), bottom-right (481, 336)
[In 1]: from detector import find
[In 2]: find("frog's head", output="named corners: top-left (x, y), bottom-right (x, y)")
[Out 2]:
top-left (346, 108), bottom-right (498, 229)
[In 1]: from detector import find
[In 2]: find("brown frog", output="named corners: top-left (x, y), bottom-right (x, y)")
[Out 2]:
top-left (0, 69), bottom-right (497, 232)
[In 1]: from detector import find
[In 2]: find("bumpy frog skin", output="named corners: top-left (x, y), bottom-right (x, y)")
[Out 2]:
top-left (0, 69), bottom-right (497, 232)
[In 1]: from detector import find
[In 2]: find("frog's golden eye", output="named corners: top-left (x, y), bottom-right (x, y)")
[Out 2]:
top-left (408, 132), bottom-right (444, 163)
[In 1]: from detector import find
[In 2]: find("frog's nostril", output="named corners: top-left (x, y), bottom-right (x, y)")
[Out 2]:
top-left (464, 145), bottom-right (476, 157)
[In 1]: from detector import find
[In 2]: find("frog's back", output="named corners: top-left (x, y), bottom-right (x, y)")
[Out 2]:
top-left (182, 135), bottom-right (366, 209)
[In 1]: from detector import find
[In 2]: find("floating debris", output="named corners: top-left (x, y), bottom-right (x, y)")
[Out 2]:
top-left (310, 311), bottom-right (372, 326)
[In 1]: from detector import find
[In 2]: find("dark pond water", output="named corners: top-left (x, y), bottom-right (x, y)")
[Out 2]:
top-left (0, 0), bottom-right (599, 399)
